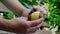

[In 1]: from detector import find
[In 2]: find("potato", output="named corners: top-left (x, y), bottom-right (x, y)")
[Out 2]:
top-left (30, 11), bottom-right (41, 20)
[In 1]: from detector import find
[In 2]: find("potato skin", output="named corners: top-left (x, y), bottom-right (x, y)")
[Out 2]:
top-left (30, 11), bottom-right (41, 21)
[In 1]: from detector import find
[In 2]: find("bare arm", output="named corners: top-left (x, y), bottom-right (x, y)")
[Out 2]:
top-left (0, 17), bottom-right (44, 33)
top-left (0, 17), bottom-right (29, 33)
top-left (1, 0), bottom-right (31, 17)
top-left (0, 18), bottom-right (17, 32)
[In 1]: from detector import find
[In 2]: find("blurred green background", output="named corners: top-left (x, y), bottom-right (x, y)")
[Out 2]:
top-left (1, 0), bottom-right (60, 32)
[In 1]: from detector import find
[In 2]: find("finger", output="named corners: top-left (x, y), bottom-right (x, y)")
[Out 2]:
top-left (26, 27), bottom-right (37, 33)
top-left (27, 22), bottom-right (44, 33)
top-left (33, 6), bottom-right (47, 15)
top-left (35, 21), bottom-right (44, 28)
top-left (26, 22), bottom-right (43, 33)
top-left (20, 17), bottom-right (28, 20)
top-left (28, 18), bottom-right (44, 27)
top-left (14, 17), bottom-right (28, 21)
top-left (30, 21), bottom-right (44, 30)
top-left (33, 6), bottom-right (39, 11)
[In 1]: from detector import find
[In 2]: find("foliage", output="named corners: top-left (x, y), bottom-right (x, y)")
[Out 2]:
top-left (3, 0), bottom-right (60, 32)
top-left (19, 0), bottom-right (38, 6)
top-left (40, 0), bottom-right (60, 32)
top-left (48, 0), bottom-right (60, 32)
top-left (3, 12), bottom-right (15, 20)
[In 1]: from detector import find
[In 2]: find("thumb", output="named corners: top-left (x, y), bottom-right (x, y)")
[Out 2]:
top-left (33, 6), bottom-right (39, 11)
top-left (28, 18), bottom-right (44, 27)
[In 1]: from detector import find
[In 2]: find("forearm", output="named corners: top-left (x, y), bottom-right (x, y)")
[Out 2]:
top-left (1, 0), bottom-right (31, 17)
top-left (0, 18), bottom-right (16, 32)
top-left (0, 18), bottom-right (27, 33)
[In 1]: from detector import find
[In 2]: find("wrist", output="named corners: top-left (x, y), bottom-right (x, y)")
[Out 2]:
top-left (22, 9), bottom-right (31, 17)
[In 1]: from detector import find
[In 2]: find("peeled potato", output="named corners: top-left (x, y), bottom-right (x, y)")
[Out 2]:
top-left (30, 11), bottom-right (41, 21)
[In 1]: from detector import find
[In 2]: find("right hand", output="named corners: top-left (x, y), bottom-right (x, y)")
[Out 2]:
top-left (11, 17), bottom-right (44, 33)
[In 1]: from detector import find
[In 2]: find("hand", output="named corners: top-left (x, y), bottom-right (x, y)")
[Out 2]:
top-left (33, 6), bottom-right (47, 19)
top-left (11, 17), bottom-right (44, 33)
top-left (22, 6), bottom-right (47, 19)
